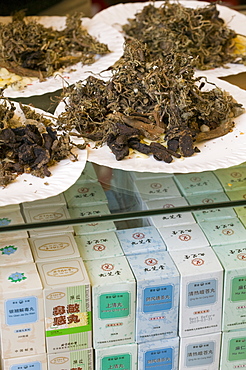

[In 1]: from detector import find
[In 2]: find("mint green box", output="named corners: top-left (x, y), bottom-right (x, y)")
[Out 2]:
top-left (64, 181), bottom-right (108, 208)
top-left (174, 171), bottom-right (223, 196)
top-left (95, 343), bottom-right (137, 370)
top-left (75, 231), bottom-right (124, 260)
top-left (199, 218), bottom-right (246, 246)
top-left (186, 192), bottom-right (236, 222)
top-left (214, 166), bottom-right (246, 192)
top-left (220, 331), bottom-right (246, 369)
top-left (213, 243), bottom-right (246, 331)
top-left (68, 204), bottom-right (116, 235)
top-left (84, 256), bottom-right (136, 349)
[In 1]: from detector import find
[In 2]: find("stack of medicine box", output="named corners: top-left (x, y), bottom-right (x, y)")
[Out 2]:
top-left (0, 204), bottom-right (47, 370)
top-left (63, 164), bottom-right (139, 370)
top-left (20, 181), bottom-right (93, 370)
top-left (212, 163), bottom-right (246, 369)
top-left (115, 189), bottom-right (180, 370)
top-left (173, 166), bottom-right (246, 369)
top-left (165, 171), bottom-right (227, 370)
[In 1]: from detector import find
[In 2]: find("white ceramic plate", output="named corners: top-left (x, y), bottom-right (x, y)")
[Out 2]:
top-left (93, 0), bottom-right (246, 77)
top-left (54, 76), bottom-right (246, 174)
top-left (0, 102), bottom-right (87, 206)
top-left (0, 16), bottom-right (124, 98)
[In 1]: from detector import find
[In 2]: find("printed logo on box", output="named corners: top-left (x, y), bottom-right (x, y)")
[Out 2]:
top-left (10, 362), bottom-right (41, 370)
top-left (50, 356), bottom-right (69, 364)
top-left (33, 212), bottom-right (63, 221)
top-left (47, 267), bottom-right (79, 277)
top-left (38, 242), bottom-right (69, 252)
top-left (46, 292), bottom-right (66, 300)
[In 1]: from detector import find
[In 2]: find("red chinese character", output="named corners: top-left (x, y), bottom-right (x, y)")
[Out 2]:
top-left (53, 305), bottom-right (66, 316)
top-left (53, 315), bottom-right (66, 326)
top-left (67, 303), bottom-right (80, 314)
top-left (67, 314), bottom-right (80, 324)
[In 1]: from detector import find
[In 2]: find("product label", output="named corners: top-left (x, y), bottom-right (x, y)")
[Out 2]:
top-left (143, 285), bottom-right (173, 313)
top-left (5, 296), bottom-right (38, 325)
top-left (145, 347), bottom-right (173, 370)
top-left (102, 354), bottom-right (131, 370)
top-left (228, 337), bottom-right (246, 362)
top-left (187, 279), bottom-right (217, 307)
top-left (185, 341), bottom-right (215, 367)
top-left (11, 362), bottom-right (41, 370)
top-left (99, 292), bottom-right (130, 319)
top-left (231, 276), bottom-right (246, 302)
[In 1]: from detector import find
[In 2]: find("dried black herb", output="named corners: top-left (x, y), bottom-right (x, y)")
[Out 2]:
top-left (122, 1), bottom-right (246, 70)
top-left (0, 11), bottom-right (110, 79)
top-left (57, 38), bottom-right (245, 163)
top-left (0, 97), bottom-right (77, 187)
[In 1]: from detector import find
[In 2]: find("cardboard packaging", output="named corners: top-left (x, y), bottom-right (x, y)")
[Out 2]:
top-left (47, 348), bottom-right (93, 370)
top-left (220, 330), bottom-right (246, 369)
top-left (178, 332), bottom-right (221, 370)
top-left (133, 177), bottom-right (181, 206)
top-left (95, 344), bottom-right (137, 370)
top-left (145, 197), bottom-right (195, 228)
top-left (68, 204), bottom-right (116, 235)
top-left (116, 226), bottom-right (166, 255)
top-left (214, 166), bottom-right (246, 192)
top-left (158, 223), bottom-right (209, 251)
top-left (174, 171), bottom-right (223, 196)
top-left (0, 238), bottom-right (33, 266)
top-left (2, 354), bottom-right (47, 370)
top-left (0, 262), bottom-right (45, 358)
top-left (75, 162), bottom-right (98, 183)
top-left (213, 243), bottom-right (246, 331)
top-left (64, 181), bottom-right (108, 208)
top-left (170, 248), bottom-right (223, 337)
top-left (126, 251), bottom-right (179, 343)
top-left (22, 205), bottom-right (73, 237)
top-left (0, 209), bottom-right (28, 241)
top-left (36, 258), bottom-right (92, 354)
top-left (22, 193), bottom-right (67, 209)
top-left (84, 256), bottom-right (136, 349)
top-left (199, 217), bottom-right (246, 246)
top-left (29, 233), bottom-right (80, 262)
top-left (138, 337), bottom-right (179, 370)
top-left (75, 231), bottom-right (124, 260)
top-left (186, 192), bottom-right (236, 222)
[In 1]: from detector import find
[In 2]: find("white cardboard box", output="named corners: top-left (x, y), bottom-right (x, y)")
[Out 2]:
top-left (2, 354), bottom-right (47, 370)
top-left (37, 258), bottom-right (92, 354)
top-left (158, 223), bottom-right (209, 251)
top-left (47, 348), bottom-right (93, 370)
top-left (29, 233), bottom-right (80, 262)
top-left (84, 256), bottom-right (136, 349)
top-left (138, 337), bottom-right (179, 370)
top-left (178, 332), bottom-right (221, 369)
top-left (170, 248), bottom-right (223, 337)
top-left (0, 238), bottom-right (33, 266)
top-left (0, 263), bottom-right (45, 358)
top-left (126, 251), bottom-right (179, 343)
top-left (64, 181), bottom-right (108, 208)
top-left (0, 209), bottom-right (28, 241)
top-left (22, 205), bottom-right (73, 237)
top-left (116, 226), bottom-right (166, 255)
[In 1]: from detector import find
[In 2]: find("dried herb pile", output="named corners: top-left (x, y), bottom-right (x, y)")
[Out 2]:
top-left (122, 1), bottom-right (246, 70)
top-left (0, 12), bottom-right (110, 79)
top-left (57, 38), bottom-right (244, 163)
top-left (0, 98), bottom-right (76, 187)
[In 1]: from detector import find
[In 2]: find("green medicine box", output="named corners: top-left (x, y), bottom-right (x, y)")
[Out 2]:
top-left (213, 243), bottom-right (246, 331)
top-left (220, 331), bottom-right (246, 369)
